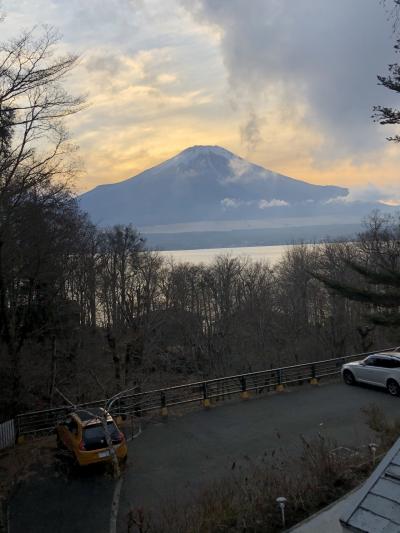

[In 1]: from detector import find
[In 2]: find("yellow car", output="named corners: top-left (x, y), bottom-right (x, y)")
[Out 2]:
top-left (56, 408), bottom-right (128, 466)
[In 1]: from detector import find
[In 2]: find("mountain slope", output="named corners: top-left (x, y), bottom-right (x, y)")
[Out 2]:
top-left (79, 146), bottom-right (350, 227)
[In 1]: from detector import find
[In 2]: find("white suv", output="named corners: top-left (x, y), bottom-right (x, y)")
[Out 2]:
top-left (342, 352), bottom-right (400, 396)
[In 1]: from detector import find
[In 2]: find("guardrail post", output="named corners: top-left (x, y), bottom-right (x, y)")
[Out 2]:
top-left (309, 364), bottom-right (319, 385)
top-left (160, 391), bottom-right (168, 417)
top-left (276, 369), bottom-right (284, 392)
top-left (240, 376), bottom-right (249, 400)
top-left (202, 382), bottom-right (211, 408)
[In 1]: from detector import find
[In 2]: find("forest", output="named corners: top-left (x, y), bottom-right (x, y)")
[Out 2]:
top-left (2, 208), bottom-right (399, 420)
top-left (1, 28), bottom-right (400, 421)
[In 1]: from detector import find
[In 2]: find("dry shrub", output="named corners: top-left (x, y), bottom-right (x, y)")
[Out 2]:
top-left (362, 403), bottom-right (400, 450)
top-left (126, 435), bottom-right (369, 533)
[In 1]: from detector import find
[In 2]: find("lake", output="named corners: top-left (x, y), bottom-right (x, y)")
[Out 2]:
top-left (158, 244), bottom-right (296, 266)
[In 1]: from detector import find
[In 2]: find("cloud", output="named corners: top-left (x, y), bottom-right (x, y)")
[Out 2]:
top-left (157, 73), bottom-right (178, 85)
top-left (221, 197), bottom-right (241, 208)
top-left (181, 0), bottom-right (399, 161)
top-left (258, 199), bottom-right (289, 209)
top-left (381, 198), bottom-right (400, 206)
top-left (221, 197), bottom-right (289, 210)
top-left (225, 157), bottom-right (285, 184)
top-left (229, 158), bottom-right (250, 176)
top-left (226, 158), bottom-right (252, 182)
top-left (325, 183), bottom-right (400, 206)
top-left (240, 109), bottom-right (263, 153)
top-left (1, 0), bottom-right (231, 190)
top-left (85, 53), bottom-right (125, 75)
top-left (4, 0), bottom-right (400, 195)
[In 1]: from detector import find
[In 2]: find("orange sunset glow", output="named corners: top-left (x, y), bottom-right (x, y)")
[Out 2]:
top-left (2, 0), bottom-right (400, 202)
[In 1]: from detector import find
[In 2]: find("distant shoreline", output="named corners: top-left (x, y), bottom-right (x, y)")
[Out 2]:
top-left (145, 222), bottom-right (361, 252)
top-left (139, 214), bottom-right (362, 234)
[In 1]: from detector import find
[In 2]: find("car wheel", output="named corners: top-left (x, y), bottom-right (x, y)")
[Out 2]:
top-left (343, 370), bottom-right (356, 386)
top-left (387, 379), bottom-right (400, 396)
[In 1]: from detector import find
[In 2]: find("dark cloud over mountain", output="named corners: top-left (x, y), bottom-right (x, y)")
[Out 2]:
top-left (181, 0), bottom-right (399, 160)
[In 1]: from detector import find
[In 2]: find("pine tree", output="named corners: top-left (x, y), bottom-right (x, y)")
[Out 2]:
top-left (312, 213), bottom-right (400, 327)
top-left (374, 0), bottom-right (400, 138)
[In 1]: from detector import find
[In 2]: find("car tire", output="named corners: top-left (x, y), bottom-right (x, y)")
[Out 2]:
top-left (387, 379), bottom-right (400, 396)
top-left (343, 370), bottom-right (356, 386)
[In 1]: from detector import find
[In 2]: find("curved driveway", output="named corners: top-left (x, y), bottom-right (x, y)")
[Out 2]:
top-left (10, 381), bottom-right (399, 533)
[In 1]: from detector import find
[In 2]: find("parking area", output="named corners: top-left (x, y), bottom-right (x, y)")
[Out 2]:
top-left (8, 381), bottom-right (400, 533)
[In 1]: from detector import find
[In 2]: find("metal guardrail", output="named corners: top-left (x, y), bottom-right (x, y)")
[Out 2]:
top-left (0, 419), bottom-right (15, 449)
top-left (15, 347), bottom-right (397, 437)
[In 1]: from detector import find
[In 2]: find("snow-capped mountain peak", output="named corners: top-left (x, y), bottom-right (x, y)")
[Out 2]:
top-left (177, 145), bottom-right (235, 160)
top-left (79, 145), bottom-right (349, 227)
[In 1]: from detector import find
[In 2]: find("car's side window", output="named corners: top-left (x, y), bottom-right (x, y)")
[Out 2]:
top-left (69, 419), bottom-right (78, 435)
top-left (373, 357), bottom-right (400, 368)
top-left (387, 359), bottom-right (400, 368)
top-left (365, 357), bottom-right (387, 367)
top-left (378, 358), bottom-right (389, 368)
top-left (372, 357), bottom-right (387, 368)
top-left (65, 418), bottom-right (78, 435)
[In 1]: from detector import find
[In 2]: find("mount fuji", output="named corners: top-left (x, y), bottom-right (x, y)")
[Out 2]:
top-left (80, 146), bottom-right (349, 224)
top-left (79, 146), bottom-right (390, 248)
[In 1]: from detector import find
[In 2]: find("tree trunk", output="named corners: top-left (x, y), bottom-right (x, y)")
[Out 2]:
top-left (49, 336), bottom-right (57, 407)
top-left (107, 330), bottom-right (121, 391)
top-left (123, 342), bottom-right (132, 388)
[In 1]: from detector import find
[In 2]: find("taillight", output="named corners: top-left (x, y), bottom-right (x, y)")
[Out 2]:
top-left (113, 432), bottom-right (124, 444)
top-left (79, 440), bottom-right (86, 451)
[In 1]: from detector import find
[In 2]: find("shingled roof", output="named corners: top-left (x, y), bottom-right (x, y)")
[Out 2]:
top-left (341, 436), bottom-right (400, 532)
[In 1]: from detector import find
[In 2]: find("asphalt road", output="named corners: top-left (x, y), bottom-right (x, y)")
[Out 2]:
top-left (9, 381), bottom-right (400, 533)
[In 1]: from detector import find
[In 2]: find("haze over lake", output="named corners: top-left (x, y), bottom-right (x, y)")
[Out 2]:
top-left (158, 244), bottom-right (300, 266)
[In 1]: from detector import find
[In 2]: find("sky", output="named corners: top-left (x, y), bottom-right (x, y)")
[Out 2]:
top-left (2, 0), bottom-right (400, 201)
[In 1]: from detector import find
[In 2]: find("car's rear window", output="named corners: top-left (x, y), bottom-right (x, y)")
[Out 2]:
top-left (83, 421), bottom-right (120, 450)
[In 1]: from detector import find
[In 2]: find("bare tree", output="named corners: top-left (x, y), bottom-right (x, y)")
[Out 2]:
top-left (0, 27), bottom-right (85, 413)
